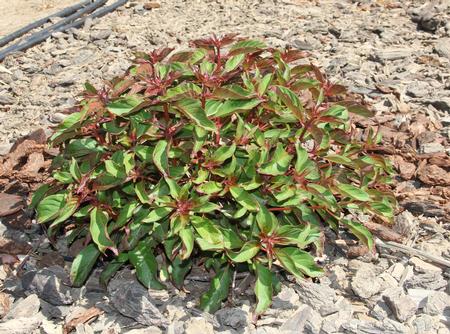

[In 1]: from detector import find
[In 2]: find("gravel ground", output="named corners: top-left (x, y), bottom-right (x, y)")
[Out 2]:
top-left (0, 0), bottom-right (449, 333)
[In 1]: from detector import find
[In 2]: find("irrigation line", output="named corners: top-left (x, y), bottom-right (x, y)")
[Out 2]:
top-left (0, 0), bottom-right (108, 61)
top-left (0, 0), bottom-right (92, 48)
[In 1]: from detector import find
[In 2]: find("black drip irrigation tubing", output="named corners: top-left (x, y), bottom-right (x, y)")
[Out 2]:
top-left (0, 0), bottom-right (91, 48)
top-left (0, 0), bottom-right (129, 62)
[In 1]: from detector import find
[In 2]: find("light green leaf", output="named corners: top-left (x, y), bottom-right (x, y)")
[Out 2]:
top-left (224, 54), bottom-right (245, 72)
top-left (343, 220), bottom-right (374, 249)
top-left (337, 184), bottom-right (370, 202)
top-left (258, 143), bottom-right (293, 176)
top-left (90, 208), bottom-right (116, 254)
top-left (256, 206), bottom-right (278, 235)
top-left (142, 207), bottom-right (173, 223)
top-left (175, 99), bottom-right (216, 131)
top-left (230, 186), bottom-right (260, 212)
top-left (107, 95), bottom-right (143, 116)
top-left (228, 241), bottom-right (260, 262)
top-left (153, 140), bottom-right (169, 176)
top-left (197, 181), bottom-right (223, 195)
top-left (36, 194), bottom-right (66, 224)
top-left (229, 40), bottom-right (266, 55)
top-left (179, 227), bottom-right (194, 259)
top-left (211, 144), bottom-right (236, 163)
top-left (254, 263), bottom-right (273, 315)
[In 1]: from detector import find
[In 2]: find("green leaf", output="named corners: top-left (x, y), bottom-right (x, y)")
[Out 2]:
top-left (337, 184), bottom-right (370, 202)
top-left (135, 181), bottom-right (150, 203)
top-left (175, 99), bottom-right (216, 131)
top-left (258, 73), bottom-right (273, 96)
top-left (229, 40), bottom-right (266, 55)
top-left (107, 95), bottom-right (143, 116)
top-left (70, 244), bottom-right (101, 287)
top-left (258, 143), bottom-right (293, 176)
top-left (160, 83), bottom-right (202, 101)
top-left (274, 247), bottom-right (322, 279)
top-left (30, 184), bottom-right (50, 209)
top-left (256, 206), bottom-right (278, 234)
top-left (129, 240), bottom-right (165, 289)
top-left (229, 186), bottom-right (260, 212)
top-left (69, 158), bottom-right (82, 182)
top-left (179, 227), bottom-right (194, 259)
top-left (153, 140), bottom-right (169, 176)
top-left (191, 216), bottom-right (223, 245)
top-left (199, 266), bottom-right (232, 313)
top-left (343, 220), bottom-right (374, 249)
top-left (36, 194), bottom-right (66, 224)
top-left (210, 144), bottom-right (236, 163)
top-left (213, 99), bottom-right (261, 118)
top-left (254, 263), bottom-right (273, 315)
top-left (228, 241), bottom-right (260, 262)
top-left (52, 172), bottom-right (72, 183)
top-left (337, 101), bottom-right (374, 117)
top-left (51, 195), bottom-right (79, 226)
top-left (193, 202), bottom-right (220, 213)
top-left (66, 138), bottom-right (104, 157)
top-left (295, 142), bottom-right (308, 173)
top-left (224, 54), bottom-right (245, 72)
top-left (171, 257), bottom-right (192, 288)
top-left (142, 207), bottom-right (173, 223)
top-left (99, 252), bottom-right (129, 286)
top-left (197, 181), bottom-right (223, 195)
top-left (90, 208), bottom-right (116, 254)
top-left (276, 86), bottom-right (303, 119)
top-left (324, 154), bottom-right (352, 165)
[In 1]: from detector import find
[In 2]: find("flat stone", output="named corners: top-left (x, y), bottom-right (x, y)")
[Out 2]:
top-left (409, 257), bottom-right (442, 274)
top-left (279, 304), bottom-right (322, 334)
top-left (294, 281), bottom-right (336, 313)
top-left (320, 299), bottom-right (353, 334)
top-left (271, 286), bottom-right (300, 310)
top-left (90, 29), bottom-right (112, 41)
top-left (412, 314), bottom-right (440, 333)
top-left (21, 266), bottom-right (73, 306)
top-left (372, 48), bottom-right (412, 63)
top-left (405, 272), bottom-right (447, 290)
top-left (407, 288), bottom-right (435, 308)
top-left (419, 142), bottom-right (445, 154)
top-left (215, 307), bottom-right (249, 329)
top-left (384, 288), bottom-right (418, 322)
top-left (342, 318), bottom-right (409, 334)
top-left (351, 263), bottom-right (382, 298)
top-left (184, 317), bottom-right (214, 334)
top-left (0, 92), bottom-right (14, 105)
top-left (5, 294), bottom-right (40, 319)
top-left (107, 271), bottom-right (167, 327)
top-left (423, 291), bottom-right (450, 316)
top-left (434, 38), bottom-right (450, 59)
top-left (0, 317), bottom-right (42, 334)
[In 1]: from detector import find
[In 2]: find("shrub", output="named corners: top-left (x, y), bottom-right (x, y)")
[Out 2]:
top-left (32, 35), bottom-right (395, 315)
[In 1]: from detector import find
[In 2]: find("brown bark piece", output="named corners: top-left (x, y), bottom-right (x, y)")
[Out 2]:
top-left (363, 222), bottom-right (404, 243)
top-left (417, 164), bottom-right (450, 186)
top-left (63, 307), bottom-right (104, 334)
top-left (0, 193), bottom-right (23, 217)
top-left (0, 237), bottom-right (32, 255)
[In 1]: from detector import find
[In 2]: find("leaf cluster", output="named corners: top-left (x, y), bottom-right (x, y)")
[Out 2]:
top-left (33, 35), bottom-right (396, 315)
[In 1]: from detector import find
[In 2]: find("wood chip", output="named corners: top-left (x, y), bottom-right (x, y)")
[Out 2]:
top-left (0, 193), bottom-right (23, 217)
top-left (63, 307), bottom-right (103, 334)
top-left (0, 292), bottom-right (11, 318)
top-left (363, 221), bottom-right (404, 243)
